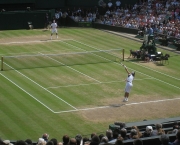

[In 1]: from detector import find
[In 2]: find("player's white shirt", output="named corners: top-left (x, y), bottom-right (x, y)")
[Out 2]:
top-left (51, 22), bottom-right (57, 33)
top-left (51, 22), bottom-right (57, 29)
top-left (126, 74), bottom-right (134, 84)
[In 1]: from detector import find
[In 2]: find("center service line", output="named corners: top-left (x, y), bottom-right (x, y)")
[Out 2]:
top-left (39, 52), bottom-right (101, 83)
top-left (47, 78), bottom-right (154, 89)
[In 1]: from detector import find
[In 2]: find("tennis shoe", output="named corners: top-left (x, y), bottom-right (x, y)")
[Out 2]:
top-left (126, 98), bottom-right (128, 101)
top-left (123, 97), bottom-right (127, 102)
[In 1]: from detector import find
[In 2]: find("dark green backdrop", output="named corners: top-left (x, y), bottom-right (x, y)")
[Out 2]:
top-left (0, 10), bottom-right (54, 30)
top-left (0, 0), bottom-right (137, 9)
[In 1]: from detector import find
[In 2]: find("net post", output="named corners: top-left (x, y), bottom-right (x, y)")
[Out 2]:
top-left (1, 56), bottom-right (3, 71)
top-left (122, 49), bottom-right (124, 61)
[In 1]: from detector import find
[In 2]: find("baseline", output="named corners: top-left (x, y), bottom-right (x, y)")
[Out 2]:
top-left (54, 97), bottom-right (180, 114)
top-left (0, 39), bottom-right (73, 45)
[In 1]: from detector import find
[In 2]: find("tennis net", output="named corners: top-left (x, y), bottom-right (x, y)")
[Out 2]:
top-left (1, 48), bottom-right (124, 71)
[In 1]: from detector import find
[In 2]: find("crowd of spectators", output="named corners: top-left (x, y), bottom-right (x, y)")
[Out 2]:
top-left (1, 123), bottom-right (180, 145)
top-left (53, 7), bottom-right (100, 24)
top-left (69, 7), bottom-right (99, 23)
top-left (97, 0), bottom-right (180, 39)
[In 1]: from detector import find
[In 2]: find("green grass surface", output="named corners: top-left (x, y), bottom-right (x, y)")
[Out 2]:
top-left (0, 28), bottom-right (180, 141)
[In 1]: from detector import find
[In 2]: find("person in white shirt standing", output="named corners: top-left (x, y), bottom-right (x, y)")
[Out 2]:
top-left (50, 20), bottom-right (58, 40)
top-left (122, 63), bottom-right (135, 102)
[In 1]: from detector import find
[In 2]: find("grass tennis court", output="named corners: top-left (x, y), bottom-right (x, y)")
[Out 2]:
top-left (0, 28), bottom-right (180, 141)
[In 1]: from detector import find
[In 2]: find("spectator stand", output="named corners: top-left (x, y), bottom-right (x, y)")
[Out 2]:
top-left (68, 6), bottom-right (99, 27)
top-left (106, 134), bottom-right (177, 145)
top-left (108, 117), bottom-right (180, 145)
top-left (94, 0), bottom-right (180, 51)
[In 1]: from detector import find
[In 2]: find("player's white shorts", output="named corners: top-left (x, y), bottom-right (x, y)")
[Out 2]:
top-left (125, 82), bottom-right (133, 93)
top-left (51, 29), bottom-right (57, 33)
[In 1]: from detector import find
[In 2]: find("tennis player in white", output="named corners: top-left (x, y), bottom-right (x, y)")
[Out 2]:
top-left (122, 64), bottom-right (135, 102)
top-left (50, 20), bottom-right (58, 39)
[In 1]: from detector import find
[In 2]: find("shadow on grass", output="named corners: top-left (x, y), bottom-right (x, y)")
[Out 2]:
top-left (126, 58), bottom-right (169, 66)
top-left (109, 104), bottom-right (125, 107)
top-left (126, 58), bottom-right (141, 62)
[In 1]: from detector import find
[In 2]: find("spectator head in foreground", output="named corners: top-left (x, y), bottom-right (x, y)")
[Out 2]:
top-left (115, 139), bottom-right (124, 145)
top-left (37, 138), bottom-right (46, 145)
top-left (159, 134), bottom-right (171, 145)
top-left (98, 134), bottom-right (104, 141)
top-left (100, 136), bottom-right (108, 143)
top-left (75, 135), bottom-right (82, 145)
top-left (68, 138), bottom-right (77, 145)
top-left (15, 140), bottom-right (26, 145)
top-left (63, 135), bottom-right (70, 145)
top-left (106, 129), bottom-right (113, 141)
top-left (152, 123), bottom-right (165, 136)
top-left (173, 130), bottom-right (180, 144)
top-left (132, 126), bottom-right (142, 138)
top-left (3, 140), bottom-right (14, 145)
top-left (90, 135), bottom-right (100, 145)
top-left (143, 126), bottom-right (153, 137)
top-left (25, 139), bottom-right (32, 145)
top-left (130, 129), bottom-right (139, 139)
top-left (42, 133), bottom-right (49, 142)
top-left (120, 128), bottom-right (128, 140)
top-left (133, 139), bottom-right (143, 145)
top-left (46, 141), bottom-right (54, 145)
top-left (82, 137), bottom-right (89, 145)
top-left (50, 139), bottom-right (58, 145)
top-left (90, 133), bottom-right (96, 139)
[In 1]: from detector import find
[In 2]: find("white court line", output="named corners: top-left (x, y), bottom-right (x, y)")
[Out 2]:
top-left (39, 53), bottom-right (101, 83)
top-left (0, 39), bottom-right (73, 56)
top-left (47, 78), bottom-right (154, 89)
top-left (2, 39), bottom-right (180, 114)
top-left (3, 62), bottom-right (77, 110)
top-left (0, 50), bottom-right (74, 56)
top-left (0, 39), bottom-right (73, 45)
top-left (54, 97), bottom-right (180, 113)
top-left (45, 41), bottom-right (180, 113)
top-left (0, 72), bottom-right (55, 113)
top-left (126, 97), bottom-right (180, 105)
top-left (72, 40), bottom-right (180, 90)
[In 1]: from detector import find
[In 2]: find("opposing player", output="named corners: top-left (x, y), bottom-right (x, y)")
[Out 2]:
top-left (122, 64), bottom-right (135, 102)
top-left (50, 20), bottom-right (58, 40)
